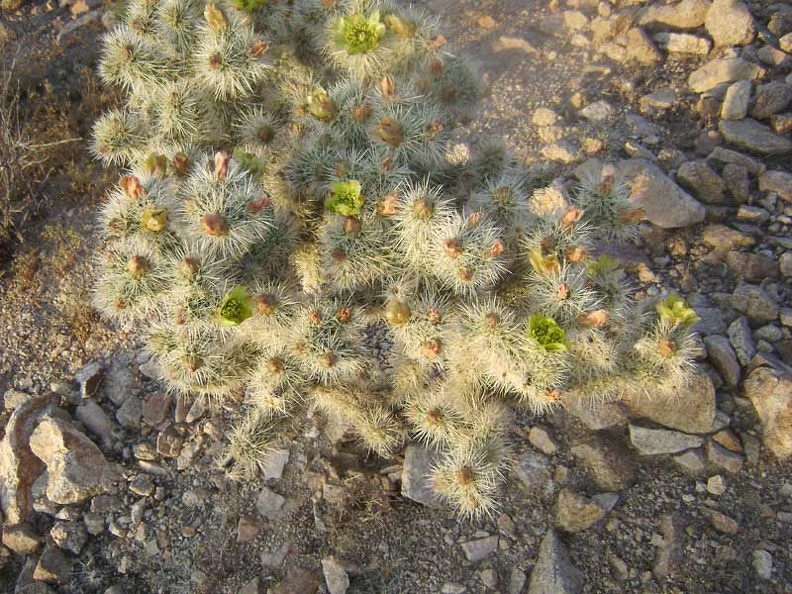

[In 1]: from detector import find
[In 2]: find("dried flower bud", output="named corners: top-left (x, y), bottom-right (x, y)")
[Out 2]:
top-left (485, 312), bottom-right (500, 327)
top-left (578, 310), bottom-right (609, 328)
top-left (457, 267), bottom-right (473, 282)
top-left (466, 211), bottom-right (482, 228)
top-left (266, 358), bottom-right (284, 374)
top-left (257, 294), bottom-right (278, 316)
top-left (179, 257), bottom-right (200, 278)
top-left (200, 213), bottom-right (229, 237)
top-left (120, 175), bottom-right (143, 199)
top-left (183, 354), bottom-right (202, 372)
top-left (141, 206), bottom-right (168, 233)
top-left (443, 238), bottom-right (463, 259)
top-left (331, 248), bottom-right (347, 262)
top-left (658, 338), bottom-right (678, 358)
top-left (248, 195), bottom-right (271, 214)
top-left (380, 75), bottom-right (397, 99)
top-left (413, 199), bottom-right (434, 220)
top-left (379, 156), bottom-right (395, 172)
top-left (566, 247), bottom-right (587, 263)
top-left (319, 351), bottom-right (338, 368)
top-left (428, 35), bottom-right (447, 50)
top-left (250, 39), bottom-right (268, 58)
top-left (426, 120), bottom-right (444, 140)
top-left (560, 205), bottom-right (582, 229)
top-left (143, 154), bottom-right (168, 177)
top-left (308, 310), bottom-right (321, 324)
top-left (214, 151), bottom-right (230, 180)
top-left (556, 283), bottom-right (570, 300)
top-left (489, 239), bottom-right (505, 258)
top-left (441, 85), bottom-right (458, 101)
top-left (204, 2), bottom-right (227, 31)
top-left (171, 153), bottom-right (190, 176)
top-left (426, 308), bottom-right (442, 324)
top-left (336, 307), bottom-right (352, 323)
top-left (455, 466), bottom-right (474, 486)
top-left (126, 256), bottom-right (149, 278)
top-left (429, 58), bottom-right (443, 75)
top-left (343, 216), bottom-right (361, 235)
top-left (376, 117), bottom-right (403, 146)
top-left (377, 192), bottom-right (399, 216)
top-left (352, 101), bottom-right (373, 122)
top-left (422, 338), bottom-right (442, 359)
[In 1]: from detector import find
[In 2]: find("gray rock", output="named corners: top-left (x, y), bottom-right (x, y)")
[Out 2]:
top-left (706, 440), bottom-right (744, 473)
top-left (571, 436), bottom-right (635, 491)
top-left (640, 88), bottom-right (677, 110)
top-left (261, 449), bottom-right (290, 480)
top-left (478, 568), bottom-right (497, 589)
top-left (721, 81), bottom-right (752, 120)
top-left (728, 317), bottom-right (756, 366)
top-left (744, 366), bottom-right (792, 459)
top-left (75, 401), bottom-right (113, 444)
top-left (674, 449), bottom-right (706, 473)
top-left (141, 392), bottom-right (170, 427)
top-left (725, 252), bottom-right (779, 282)
top-left (759, 170), bottom-right (792, 202)
top-left (624, 372), bottom-right (715, 434)
top-left (639, 0), bottom-right (711, 30)
top-left (33, 546), bottom-right (71, 584)
top-left (103, 354), bottom-right (139, 406)
top-left (401, 444), bottom-right (441, 507)
top-left (0, 396), bottom-right (49, 524)
top-left (322, 557), bottom-right (350, 594)
top-left (656, 32), bottom-right (711, 55)
top-left (690, 307), bottom-right (728, 335)
top-left (704, 0), bottom-right (756, 47)
top-left (563, 392), bottom-right (628, 430)
top-left (237, 577), bottom-right (259, 594)
top-left (704, 335), bottom-right (741, 386)
top-left (707, 146), bottom-right (765, 175)
top-left (579, 100), bottom-right (614, 122)
top-left (701, 224), bottom-right (755, 251)
top-left (527, 529), bottom-right (584, 594)
top-left (509, 568), bottom-right (527, 594)
top-left (719, 119), bottom-right (792, 155)
top-left (554, 488), bottom-right (606, 533)
top-left (514, 449), bottom-right (552, 495)
top-left (653, 515), bottom-right (684, 581)
top-left (750, 83), bottom-right (792, 121)
top-left (615, 159), bottom-right (705, 228)
top-left (1, 524), bottom-right (42, 554)
top-left (752, 549), bottom-right (773, 580)
top-left (460, 535), bottom-right (499, 562)
top-left (626, 27), bottom-right (662, 64)
top-left (629, 425), bottom-right (704, 455)
top-left (722, 163), bottom-right (750, 203)
top-left (781, 252), bottom-right (792, 278)
top-left (74, 362), bottom-right (104, 398)
top-left (29, 415), bottom-right (117, 505)
top-left (528, 426), bottom-right (559, 455)
top-left (676, 161), bottom-right (726, 204)
top-left (688, 58), bottom-right (764, 94)
top-left (440, 584), bottom-right (466, 594)
top-left (729, 285), bottom-right (778, 323)
top-left (116, 395), bottom-right (142, 429)
top-left (256, 486), bottom-right (286, 518)
top-left (50, 521), bottom-right (88, 555)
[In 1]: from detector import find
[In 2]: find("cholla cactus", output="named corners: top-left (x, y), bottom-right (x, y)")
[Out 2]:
top-left (91, 0), bottom-right (699, 519)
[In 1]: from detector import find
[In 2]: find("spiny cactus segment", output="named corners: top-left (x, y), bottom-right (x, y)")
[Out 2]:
top-left (91, 0), bottom-right (698, 519)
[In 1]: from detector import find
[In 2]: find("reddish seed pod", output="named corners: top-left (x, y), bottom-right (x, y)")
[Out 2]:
top-left (266, 357), bottom-right (284, 374)
top-left (319, 351), bottom-right (338, 368)
top-left (308, 310), bottom-right (321, 324)
top-left (566, 247), bottom-right (586, 263)
top-left (179, 257), bottom-right (200, 278)
top-left (376, 118), bottom-right (403, 147)
top-left (171, 153), bottom-right (190, 176)
top-left (426, 120), bottom-right (444, 140)
top-left (248, 194), bottom-right (271, 214)
top-left (455, 466), bottom-right (474, 486)
top-left (377, 192), bottom-right (399, 216)
top-left (331, 248), bottom-right (347, 262)
top-left (257, 294), bottom-right (278, 316)
top-left (336, 307), bottom-right (352, 323)
top-left (658, 338), bottom-right (678, 358)
top-left (380, 75), bottom-right (397, 100)
top-left (485, 312), bottom-right (500, 327)
top-left (352, 101), bottom-right (373, 122)
top-left (200, 213), bottom-right (229, 237)
top-left (489, 239), bottom-right (505, 258)
top-left (457, 267), bottom-right (473, 282)
top-left (213, 151), bottom-right (230, 179)
top-left (443, 238), bottom-right (463, 259)
top-left (250, 39), bottom-right (268, 58)
top-left (120, 175), bottom-right (143, 199)
top-left (426, 308), bottom-right (442, 324)
top-left (126, 256), bottom-right (149, 278)
top-left (343, 216), bottom-right (361, 235)
top-left (422, 338), bottom-right (442, 359)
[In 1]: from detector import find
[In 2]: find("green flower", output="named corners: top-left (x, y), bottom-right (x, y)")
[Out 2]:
top-left (231, 0), bottom-right (268, 11)
top-left (587, 254), bottom-right (619, 277)
top-left (528, 314), bottom-right (568, 353)
top-left (218, 286), bottom-right (253, 326)
top-left (656, 294), bottom-right (699, 328)
top-left (333, 11), bottom-right (386, 55)
top-left (232, 148), bottom-right (266, 178)
top-left (325, 180), bottom-right (364, 216)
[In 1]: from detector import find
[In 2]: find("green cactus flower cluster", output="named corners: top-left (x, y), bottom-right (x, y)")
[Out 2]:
top-left (91, 0), bottom-right (699, 517)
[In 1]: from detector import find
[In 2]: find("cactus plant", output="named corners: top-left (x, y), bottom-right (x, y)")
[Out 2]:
top-left (91, 0), bottom-right (699, 519)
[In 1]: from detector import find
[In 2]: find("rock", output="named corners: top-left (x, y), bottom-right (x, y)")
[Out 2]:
top-left (116, 395), bottom-right (142, 429)
top-left (103, 354), bottom-right (139, 406)
top-left (260, 541), bottom-right (290, 568)
top-left (770, 114), bottom-right (792, 135)
top-left (701, 224), bottom-right (755, 251)
top-left (721, 81), bottom-right (752, 121)
top-left (29, 415), bottom-right (117, 505)
top-left (479, 568), bottom-right (497, 588)
top-left (626, 28), bottom-right (662, 64)
top-left (563, 392), bottom-right (628, 430)
top-left (3, 389), bottom-right (33, 411)
top-left (707, 146), bottom-right (765, 175)
top-left (460, 535), bottom-right (499, 562)
top-left (782, 252), bottom-right (792, 278)
top-left (129, 474), bottom-right (154, 497)
top-left (653, 515), bottom-right (684, 581)
top-left (629, 425), bottom-right (704, 455)
top-left (676, 161), bottom-right (726, 204)
top-left (49, 521), bottom-right (88, 555)
top-left (533, 108), bottom-right (560, 127)
top-left (542, 140), bottom-right (582, 164)
top-left (615, 160), bottom-right (705, 228)
top-left (726, 252), bottom-right (779, 283)
top-left (758, 45), bottom-right (789, 67)
top-left (527, 529), bottom-right (584, 594)
top-left (440, 584), bottom-right (466, 594)
top-left (674, 449), bottom-right (706, 473)
top-left (706, 441), bottom-right (744, 473)
top-left (704, 335), bottom-right (741, 386)
top-left (752, 550), bottom-right (773, 580)
top-left (142, 392), bottom-right (170, 427)
top-left (513, 449), bottom-right (552, 495)
top-left (701, 507), bottom-right (739, 535)
top-left (554, 488), bottom-right (606, 533)
top-left (744, 366), bottom-right (792, 458)
top-left (639, 0), bottom-right (711, 30)
top-left (1, 524), bottom-right (42, 554)
top-left (236, 515), bottom-right (260, 544)
top-left (624, 372), bottom-right (715, 433)
top-left (759, 170), bottom-right (792, 202)
top-left (238, 577), bottom-right (260, 594)
top-left (256, 486), bottom-right (286, 518)
top-left (75, 401), bottom-right (113, 444)
top-left (704, 0), bottom-right (755, 46)
top-left (33, 546), bottom-right (71, 584)
top-left (260, 449), bottom-right (289, 480)
top-left (719, 119), bottom-right (792, 155)
top-left (528, 426), bottom-right (559, 455)
top-left (401, 444), bottom-right (441, 506)
top-left (729, 285), bottom-right (778, 323)
top-left (640, 88), bottom-right (677, 111)
top-left (156, 426), bottom-right (183, 458)
top-left (508, 568), bottom-right (527, 594)
top-left (688, 58), bottom-right (764, 94)
top-left (656, 32), bottom-right (711, 55)
top-left (269, 568), bottom-right (321, 594)
top-left (74, 361), bottom-right (104, 398)
top-left (728, 317), bottom-right (756, 366)
top-left (751, 83), bottom-right (792, 121)
top-left (579, 100), bottom-right (614, 122)
top-left (707, 474), bottom-right (727, 495)
top-left (322, 557), bottom-right (350, 594)
top-left (689, 307), bottom-right (728, 336)
top-left (0, 396), bottom-right (49, 524)
top-left (571, 436), bottom-right (635, 491)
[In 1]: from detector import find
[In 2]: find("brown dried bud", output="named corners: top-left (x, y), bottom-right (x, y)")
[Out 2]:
top-left (257, 294), bottom-right (278, 316)
top-left (426, 120), bottom-right (444, 140)
top-left (352, 101), bottom-right (373, 122)
top-left (308, 310), bottom-right (322, 324)
top-left (489, 238), bottom-right (505, 258)
top-left (566, 247), bottom-right (587, 263)
top-left (126, 256), bottom-right (149, 278)
top-left (107, 218), bottom-right (124, 235)
top-left (141, 206), bottom-right (168, 233)
top-left (380, 75), bottom-right (397, 100)
top-left (183, 354), bottom-right (202, 372)
top-left (556, 283), bottom-right (570, 300)
top-left (384, 300), bottom-right (412, 326)
top-left (658, 338), bottom-right (678, 358)
top-left (204, 2), bottom-right (227, 31)
top-left (208, 52), bottom-right (223, 70)
top-left (543, 388), bottom-right (561, 402)
top-left (422, 338), bottom-right (442, 359)
top-left (413, 199), bottom-right (434, 220)
top-left (179, 257), bottom-right (200, 278)
top-left (560, 205), bottom-right (582, 229)
top-left (214, 151), bottom-right (230, 180)
top-left (343, 216), bottom-right (361, 235)
top-left (455, 466), bottom-right (474, 486)
top-left (429, 58), bottom-right (444, 75)
top-left (578, 310), bottom-right (610, 328)
top-left (443, 238), bottom-right (463, 259)
top-left (466, 211), bottom-right (482, 228)
top-left (457, 267), bottom-right (473, 282)
top-left (441, 85), bottom-right (458, 101)
top-left (266, 358), bottom-right (284, 374)
top-left (428, 35), bottom-right (447, 50)
top-left (250, 39), bottom-right (269, 58)
top-left (113, 298), bottom-right (127, 311)
top-left (171, 153), bottom-right (190, 176)
top-left (426, 308), bottom-right (442, 324)
top-left (336, 307), bottom-right (352, 323)
top-left (331, 248), bottom-right (347, 262)
top-left (319, 351), bottom-right (338, 368)
top-left (200, 213), bottom-right (229, 237)
top-left (377, 192), bottom-right (399, 216)
top-left (376, 117), bottom-right (403, 147)
top-left (426, 408), bottom-right (443, 426)
top-left (293, 341), bottom-right (307, 355)
top-left (380, 156), bottom-right (395, 172)
top-left (248, 194), bottom-right (271, 214)
top-left (120, 175), bottom-right (143, 199)
top-left (540, 236), bottom-right (556, 252)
